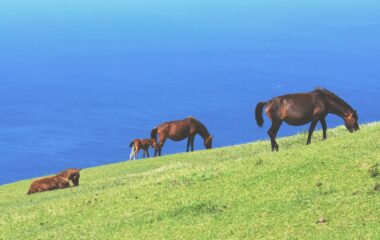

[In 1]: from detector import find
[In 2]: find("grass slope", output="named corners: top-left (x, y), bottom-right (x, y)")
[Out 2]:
top-left (1, 123), bottom-right (380, 239)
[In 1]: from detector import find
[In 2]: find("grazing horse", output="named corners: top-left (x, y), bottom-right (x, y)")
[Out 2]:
top-left (27, 168), bottom-right (81, 195)
top-left (129, 139), bottom-right (156, 160)
top-left (151, 117), bottom-right (213, 156)
top-left (255, 88), bottom-right (359, 151)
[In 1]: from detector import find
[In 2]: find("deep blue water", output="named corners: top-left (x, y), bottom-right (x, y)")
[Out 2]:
top-left (0, 0), bottom-right (380, 185)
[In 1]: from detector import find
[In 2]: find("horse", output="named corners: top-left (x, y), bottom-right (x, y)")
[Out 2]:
top-left (27, 168), bottom-right (81, 195)
top-left (151, 117), bottom-right (213, 156)
top-left (129, 139), bottom-right (156, 160)
top-left (255, 87), bottom-right (359, 151)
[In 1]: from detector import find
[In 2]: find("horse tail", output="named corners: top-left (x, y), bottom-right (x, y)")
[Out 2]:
top-left (129, 141), bottom-right (135, 148)
top-left (150, 127), bottom-right (158, 142)
top-left (255, 101), bottom-right (267, 127)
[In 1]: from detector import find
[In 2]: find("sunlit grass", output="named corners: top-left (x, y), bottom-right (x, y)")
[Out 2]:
top-left (0, 123), bottom-right (379, 239)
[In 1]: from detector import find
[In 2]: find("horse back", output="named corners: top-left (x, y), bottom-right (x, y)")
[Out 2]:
top-left (140, 139), bottom-right (153, 148)
top-left (157, 119), bottom-right (191, 130)
top-left (268, 92), bottom-right (322, 108)
top-left (28, 176), bottom-right (70, 194)
top-left (266, 92), bottom-right (326, 125)
top-left (156, 118), bottom-right (195, 140)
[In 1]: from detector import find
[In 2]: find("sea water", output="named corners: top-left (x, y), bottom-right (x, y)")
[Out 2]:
top-left (0, 0), bottom-right (379, 184)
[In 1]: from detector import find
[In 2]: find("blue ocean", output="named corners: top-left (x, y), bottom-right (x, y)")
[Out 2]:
top-left (0, 0), bottom-right (379, 185)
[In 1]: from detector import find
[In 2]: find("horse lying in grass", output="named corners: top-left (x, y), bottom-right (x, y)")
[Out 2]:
top-left (151, 116), bottom-right (213, 156)
top-left (129, 139), bottom-right (157, 160)
top-left (27, 168), bottom-right (81, 195)
top-left (255, 87), bottom-right (359, 151)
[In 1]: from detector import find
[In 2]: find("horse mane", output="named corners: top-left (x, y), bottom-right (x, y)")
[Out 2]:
top-left (314, 87), bottom-right (353, 111)
top-left (186, 116), bottom-right (210, 136)
top-left (56, 168), bottom-right (80, 179)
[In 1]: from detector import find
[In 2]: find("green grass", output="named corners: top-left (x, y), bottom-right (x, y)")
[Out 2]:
top-left (1, 123), bottom-right (380, 239)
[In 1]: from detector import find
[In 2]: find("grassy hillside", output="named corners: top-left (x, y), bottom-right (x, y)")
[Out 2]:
top-left (1, 123), bottom-right (380, 239)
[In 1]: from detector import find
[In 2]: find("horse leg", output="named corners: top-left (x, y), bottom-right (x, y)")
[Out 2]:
top-left (158, 137), bottom-right (166, 156)
top-left (267, 120), bottom-right (282, 151)
top-left (134, 148), bottom-right (139, 160)
top-left (129, 146), bottom-right (134, 160)
top-left (187, 138), bottom-right (191, 152)
top-left (320, 117), bottom-right (327, 140)
top-left (190, 136), bottom-right (195, 151)
top-left (306, 118), bottom-right (319, 145)
top-left (142, 149), bottom-right (145, 159)
top-left (146, 149), bottom-right (150, 158)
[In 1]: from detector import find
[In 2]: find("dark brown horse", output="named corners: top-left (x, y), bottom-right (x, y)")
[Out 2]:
top-left (255, 88), bottom-right (359, 151)
top-left (129, 139), bottom-right (157, 160)
top-left (27, 168), bottom-right (81, 195)
top-left (151, 117), bottom-right (213, 156)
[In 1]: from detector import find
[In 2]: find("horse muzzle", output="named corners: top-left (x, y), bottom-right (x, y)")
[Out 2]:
top-left (347, 126), bottom-right (359, 133)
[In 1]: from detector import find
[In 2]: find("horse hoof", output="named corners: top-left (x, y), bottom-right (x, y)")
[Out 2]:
top-left (272, 146), bottom-right (279, 152)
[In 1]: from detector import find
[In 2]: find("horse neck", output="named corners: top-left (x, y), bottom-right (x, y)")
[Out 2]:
top-left (326, 96), bottom-right (352, 117)
top-left (196, 122), bottom-right (211, 140)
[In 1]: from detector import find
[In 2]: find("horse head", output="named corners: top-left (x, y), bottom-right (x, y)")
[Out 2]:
top-left (149, 139), bottom-right (160, 156)
top-left (204, 135), bottom-right (213, 149)
top-left (344, 110), bottom-right (359, 132)
top-left (65, 168), bottom-right (81, 186)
